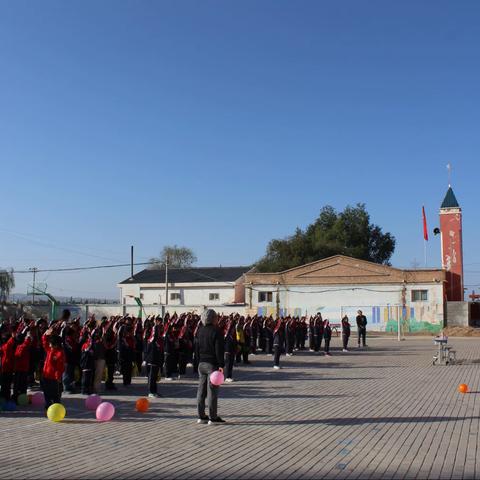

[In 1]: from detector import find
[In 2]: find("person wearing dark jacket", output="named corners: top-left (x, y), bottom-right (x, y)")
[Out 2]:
top-left (323, 319), bottom-right (332, 356)
top-left (196, 309), bottom-right (225, 425)
top-left (341, 315), bottom-right (351, 352)
top-left (273, 319), bottom-right (284, 369)
top-left (356, 310), bottom-right (368, 348)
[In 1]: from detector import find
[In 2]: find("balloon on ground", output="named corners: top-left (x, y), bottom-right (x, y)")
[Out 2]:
top-left (136, 397), bottom-right (149, 413)
top-left (47, 403), bottom-right (66, 422)
top-left (96, 402), bottom-right (115, 422)
top-left (85, 394), bottom-right (102, 411)
top-left (31, 392), bottom-right (44, 408)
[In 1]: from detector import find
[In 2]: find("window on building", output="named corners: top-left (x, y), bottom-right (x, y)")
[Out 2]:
top-left (258, 291), bottom-right (273, 302)
top-left (170, 293), bottom-right (181, 301)
top-left (139, 293), bottom-right (144, 300)
top-left (412, 290), bottom-right (428, 302)
top-left (209, 293), bottom-right (220, 301)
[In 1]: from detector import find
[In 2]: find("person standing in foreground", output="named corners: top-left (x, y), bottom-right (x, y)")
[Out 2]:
top-left (196, 309), bottom-right (225, 425)
top-left (356, 310), bottom-right (367, 348)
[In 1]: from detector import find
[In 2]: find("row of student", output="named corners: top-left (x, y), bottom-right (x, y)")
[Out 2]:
top-left (0, 309), bottom-right (367, 406)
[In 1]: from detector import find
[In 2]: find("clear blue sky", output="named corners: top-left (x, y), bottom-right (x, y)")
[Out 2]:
top-left (1, 0), bottom-right (479, 299)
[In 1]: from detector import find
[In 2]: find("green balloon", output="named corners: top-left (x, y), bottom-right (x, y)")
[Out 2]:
top-left (17, 393), bottom-right (29, 406)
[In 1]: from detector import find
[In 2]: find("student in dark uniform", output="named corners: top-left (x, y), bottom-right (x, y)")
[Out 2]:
top-left (308, 317), bottom-right (315, 351)
top-left (264, 318), bottom-right (273, 355)
top-left (273, 319), bottom-right (284, 370)
top-left (323, 319), bottom-right (332, 357)
top-left (118, 323), bottom-right (135, 387)
top-left (223, 320), bottom-right (236, 383)
top-left (314, 316), bottom-right (324, 353)
top-left (145, 318), bottom-right (164, 398)
top-left (341, 315), bottom-right (351, 352)
top-left (80, 330), bottom-right (95, 395)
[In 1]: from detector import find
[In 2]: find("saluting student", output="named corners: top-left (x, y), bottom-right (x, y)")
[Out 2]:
top-left (145, 319), bottom-right (164, 398)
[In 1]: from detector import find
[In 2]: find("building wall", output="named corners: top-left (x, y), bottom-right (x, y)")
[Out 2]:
top-left (119, 282), bottom-right (238, 307)
top-left (247, 282), bottom-right (444, 333)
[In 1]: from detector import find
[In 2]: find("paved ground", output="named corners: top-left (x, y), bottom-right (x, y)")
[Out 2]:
top-left (2, 336), bottom-right (480, 479)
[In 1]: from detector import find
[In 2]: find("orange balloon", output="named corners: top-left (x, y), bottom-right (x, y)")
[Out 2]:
top-left (136, 397), bottom-right (149, 412)
top-left (459, 384), bottom-right (468, 394)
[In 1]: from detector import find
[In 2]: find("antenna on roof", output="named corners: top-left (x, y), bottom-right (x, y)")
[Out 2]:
top-left (447, 163), bottom-right (452, 187)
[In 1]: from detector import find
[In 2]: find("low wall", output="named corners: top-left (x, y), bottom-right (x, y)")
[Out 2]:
top-left (2, 303), bottom-right (247, 322)
top-left (446, 301), bottom-right (470, 327)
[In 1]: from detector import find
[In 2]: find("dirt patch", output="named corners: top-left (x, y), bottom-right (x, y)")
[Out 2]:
top-left (443, 326), bottom-right (480, 337)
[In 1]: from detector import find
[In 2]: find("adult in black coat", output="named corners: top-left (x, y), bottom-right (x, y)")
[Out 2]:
top-left (196, 309), bottom-right (225, 425)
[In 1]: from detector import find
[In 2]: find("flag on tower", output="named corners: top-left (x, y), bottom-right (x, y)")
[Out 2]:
top-left (422, 206), bottom-right (428, 241)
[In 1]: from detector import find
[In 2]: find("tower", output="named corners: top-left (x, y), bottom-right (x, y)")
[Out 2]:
top-left (439, 186), bottom-right (464, 301)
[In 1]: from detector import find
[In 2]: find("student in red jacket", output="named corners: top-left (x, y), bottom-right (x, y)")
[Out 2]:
top-left (42, 327), bottom-right (65, 409)
top-left (13, 327), bottom-right (32, 402)
top-left (0, 329), bottom-right (16, 401)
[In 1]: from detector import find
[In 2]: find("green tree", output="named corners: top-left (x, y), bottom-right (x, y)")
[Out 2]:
top-left (255, 204), bottom-right (395, 272)
top-left (0, 268), bottom-right (15, 302)
top-left (149, 245), bottom-right (197, 269)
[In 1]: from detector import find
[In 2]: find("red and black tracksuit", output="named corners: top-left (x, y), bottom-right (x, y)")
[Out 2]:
top-left (0, 337), bottom-right (15, 401)
top-left (13, 336), bottom-right (32, 401)
top-left (42, 334), bottom-right (65, 409)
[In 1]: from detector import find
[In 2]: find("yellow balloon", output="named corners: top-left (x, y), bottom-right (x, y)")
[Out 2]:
top-left (47, 403), bottom-right (66, 422)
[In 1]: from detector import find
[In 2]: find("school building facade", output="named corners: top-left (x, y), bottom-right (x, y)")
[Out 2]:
top-left (244, 255), bottom-right (446, 333)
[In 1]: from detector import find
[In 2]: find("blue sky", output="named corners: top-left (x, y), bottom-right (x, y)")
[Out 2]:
top-left (1, 0), bottom-right (479, 299)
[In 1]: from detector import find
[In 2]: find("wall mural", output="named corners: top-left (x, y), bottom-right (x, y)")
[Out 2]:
top-left (256, 304), bottom-right (442, 333)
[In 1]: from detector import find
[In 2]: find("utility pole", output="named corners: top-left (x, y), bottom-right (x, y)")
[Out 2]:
top-left (165, 254), bottom-right (169, 307)
top-left (29, 267), bottom-right (38, 304)
top-left (130, 245), bottom-right (134, 279)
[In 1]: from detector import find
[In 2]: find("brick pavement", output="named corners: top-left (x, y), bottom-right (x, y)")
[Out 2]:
top-left (2, 337), bottom-right (480, 479)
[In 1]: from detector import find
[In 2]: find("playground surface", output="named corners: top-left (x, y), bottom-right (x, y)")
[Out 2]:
top-left (2, 336), bottom-right (480, 479)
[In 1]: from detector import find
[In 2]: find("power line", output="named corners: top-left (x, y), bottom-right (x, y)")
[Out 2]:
top-left (9, 261), bottom-right (154, 274)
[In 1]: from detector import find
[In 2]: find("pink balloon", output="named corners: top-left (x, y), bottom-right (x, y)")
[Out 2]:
top-left (85, 394), bottom-right (102, 411)
top-left (210, 370), bottom-right (224, 386)
top-left (96, 401), bottom-right (115, 422)
top-left (31, 391), bottom-right (44, 408)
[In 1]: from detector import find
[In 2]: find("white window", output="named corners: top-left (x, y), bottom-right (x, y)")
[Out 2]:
top-left (412, 290), bottom-right (428, 302)
top-left (209, 293), bottom-right (220, 301)
top-left (258, 291), bottom-right (273, 303)
top-left (170, 293), bottom-right (181, 301)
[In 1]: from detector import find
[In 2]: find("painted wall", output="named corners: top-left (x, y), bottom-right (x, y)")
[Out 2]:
top-left (249, 283), bottom-right (444, 333)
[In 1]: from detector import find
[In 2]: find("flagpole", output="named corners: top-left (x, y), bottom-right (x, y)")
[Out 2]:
top-left (424, 239), bottom-right (427, 267)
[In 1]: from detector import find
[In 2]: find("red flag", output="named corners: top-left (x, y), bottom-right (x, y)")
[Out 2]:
top-left (422, 206), bottom-right (428, 241)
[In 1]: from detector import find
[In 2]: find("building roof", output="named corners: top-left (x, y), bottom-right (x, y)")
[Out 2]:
top-left (119, 266), bottom-right (251, 285)
top-left (245, 255), bottom-right (445, 286)
top-left (441, 187), bottom-right (460, 209)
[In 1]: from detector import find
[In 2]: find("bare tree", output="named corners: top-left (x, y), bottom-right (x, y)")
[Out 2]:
top-left (149, 245), bottom-right (197, 269)
top-left (0, 268), bottom-right (15, 302)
